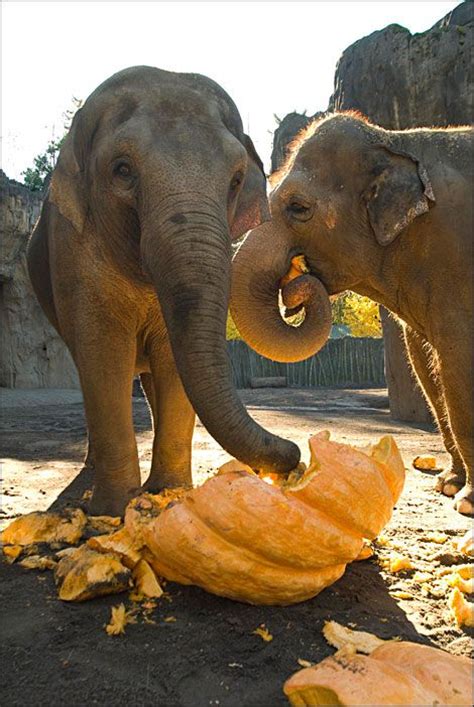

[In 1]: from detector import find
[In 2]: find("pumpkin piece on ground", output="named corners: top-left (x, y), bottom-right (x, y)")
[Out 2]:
top-left (19, 555), bottom-right (57, 570)
top-left (385, 553), bottom-right (414, 573)
top-left (1, 508), bottom-right (87, 546)
top-left (55, 545), bottom-right (131, 602)
top-left (449, 587), bottom-right (474, 627)
top-left (284, 641), bottom-right (473, 706)
top-left (105, 603), bottom-right (137, 636)
top-left (87, 527), bottom-right (142, 569)
top-left (437, 563), bottom-right (474, 579)
top-left (86, 515), bottom-right (122, 535)
top-left (323, 621), bottom-right (394, 655)
top-left (132, 559), bottom-right (163, 599)
top-left (2, 545), bottom-right (23, 563)
top-left (448, 573), bottom-right (474, 594)
top-left (412, 455), bottom-right (437, 470)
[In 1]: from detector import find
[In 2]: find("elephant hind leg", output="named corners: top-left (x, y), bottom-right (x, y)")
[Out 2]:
top-left (143, 348), bottom-right (195, 492)
top-left (404, 328), bottom-right (465, 496)
top-left (139, 372), bottom-right (158, 430)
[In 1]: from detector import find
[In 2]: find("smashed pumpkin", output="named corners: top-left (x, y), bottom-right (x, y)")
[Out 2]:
top-left (1, 508), bottom-right (86, 546)
top-left (283, 641), bottom-right (473, 706)
top-left (54, 545), bottom-right (131, 601)
top-left (129, 432), bottom-right (404, 605)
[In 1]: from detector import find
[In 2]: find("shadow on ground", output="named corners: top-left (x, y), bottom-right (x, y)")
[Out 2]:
top-left (0, 542), bottom-right (433, 706)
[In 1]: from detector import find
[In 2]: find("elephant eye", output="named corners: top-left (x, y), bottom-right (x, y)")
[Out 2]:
top-left (286, 199), bottom-right (313, 222)
top-left (113, 160), bottom-right (133, 179)
top-left (230, 171), bottom-right (244, 192)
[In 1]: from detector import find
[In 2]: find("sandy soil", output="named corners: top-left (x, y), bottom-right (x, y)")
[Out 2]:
top-left (1, 386), bottom-right (472, 706)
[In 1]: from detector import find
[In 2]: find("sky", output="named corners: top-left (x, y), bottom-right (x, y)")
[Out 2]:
top-left (2, 1), bottom-right (460, 179)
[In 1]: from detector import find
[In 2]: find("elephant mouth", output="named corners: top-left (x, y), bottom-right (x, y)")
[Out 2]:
top-left (295, 253), bottom-right (345, 299)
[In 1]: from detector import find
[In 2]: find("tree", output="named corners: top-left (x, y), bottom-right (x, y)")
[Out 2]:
top-left (22, 97), bottom-right (82, 192)
top-left (22, 136), bottom-right (66, 191)
top-left (332, 292), bottom-right (382, 338)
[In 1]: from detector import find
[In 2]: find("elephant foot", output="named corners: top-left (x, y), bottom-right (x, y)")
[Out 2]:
top-left (88, 487), bottom-right (138, 517)
top-left (454, 484), bottom-right (474, 516)
top-left (435, 466), bottom-right (465, 497)
top-left (143, 469), bottom-right (193, 494)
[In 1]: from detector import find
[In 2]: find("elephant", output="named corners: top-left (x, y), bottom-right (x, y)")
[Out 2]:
top-left (231, 112), bottom-right (473, 515)
top-left (27, 65), bottom-right (302, 516)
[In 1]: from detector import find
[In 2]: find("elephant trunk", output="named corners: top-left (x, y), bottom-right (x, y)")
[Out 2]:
top-left (141, 193), bottom-right (300, 473)
top-left (230, 222), bottom-right (333, 363)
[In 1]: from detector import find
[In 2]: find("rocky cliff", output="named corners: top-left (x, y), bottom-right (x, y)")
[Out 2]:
top-left (271, 2), bottom-right (472, 169)
top-left (329, 1), bottom-right (473, 127)
top-left (0, 171), bottom-right (79, 388)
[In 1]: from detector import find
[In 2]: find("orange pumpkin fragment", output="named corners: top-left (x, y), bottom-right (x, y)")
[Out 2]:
top-left (1, 508), bottom-right (86, 546)
top-left (284, 641), bottom-right (473, 706)
top-left (55, 545), bottom-right (131, 602)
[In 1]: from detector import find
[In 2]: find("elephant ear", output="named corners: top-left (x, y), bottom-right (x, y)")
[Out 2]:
top-left (48, 108), bottom-right (89, 234)
top-left (365, 145), bottom-right (436, 246)
top-left (230, 134), bottom-right (270, 240)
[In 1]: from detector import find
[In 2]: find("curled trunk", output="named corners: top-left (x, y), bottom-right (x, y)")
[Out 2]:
top-left (230, 222), bottom-right (332, 363)
top-left (141, 193), bottom-right (300, 473)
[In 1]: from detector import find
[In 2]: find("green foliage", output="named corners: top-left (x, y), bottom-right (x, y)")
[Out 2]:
top-left (226, 312), bottom-right (241, 340)
top-left (332, 292), bottom-right (382, 338)
top-left (22, 97), bottom-right (82, 192)
top-left (22, 137), bottom-right (66, 191)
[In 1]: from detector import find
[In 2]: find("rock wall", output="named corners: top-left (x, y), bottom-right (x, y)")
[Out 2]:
top-left (329, 1), bottom-right (473, 126)
top-left (0, 171), bottom-right (79, 388)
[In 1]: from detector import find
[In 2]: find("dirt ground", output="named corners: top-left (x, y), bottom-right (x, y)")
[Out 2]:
top-left (1, 386), bottom-right (472, 706)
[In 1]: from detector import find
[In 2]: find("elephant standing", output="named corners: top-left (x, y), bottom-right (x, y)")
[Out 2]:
top-left (231, 113), bottom-right (473, 515)
top-left (27, 66), bottom-right (301, 515)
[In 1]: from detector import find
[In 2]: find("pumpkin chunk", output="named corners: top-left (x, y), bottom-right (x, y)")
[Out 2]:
top-left (1, 508), bottom-right (86, 546)
top-left (322, 621), bottom-right (393, 654)
top-left (55, 545), bottom-right (131, 602)
top-left (284, 641), bottom-right (473, 706)
top-left (412, 455), bottom-right (437, 470)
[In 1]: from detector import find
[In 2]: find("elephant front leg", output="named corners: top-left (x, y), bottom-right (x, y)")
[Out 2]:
top-left (76, 337), bottom-right (141, 516)
top-left (143, 351), bottom-right (195, 492)
top-left (404, 328), bottom-right (466, 496)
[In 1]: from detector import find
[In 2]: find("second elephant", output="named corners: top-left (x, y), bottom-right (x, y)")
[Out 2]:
top-left (231, 113), bottom-right (473, 516)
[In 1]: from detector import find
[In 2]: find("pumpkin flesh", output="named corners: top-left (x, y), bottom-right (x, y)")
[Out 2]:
top-left (283, 641), bottom-right (473, 706)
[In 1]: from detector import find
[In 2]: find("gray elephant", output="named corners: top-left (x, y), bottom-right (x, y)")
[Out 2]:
top-left (231, 113), bottom-right (473, 515)
top-left (27, 65), bottom-right (301, 515)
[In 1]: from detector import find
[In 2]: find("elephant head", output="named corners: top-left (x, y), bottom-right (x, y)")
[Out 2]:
top-left (48, 66), bottom-right (300, 473)
top-left (231, 112), bottom-right (435, 360)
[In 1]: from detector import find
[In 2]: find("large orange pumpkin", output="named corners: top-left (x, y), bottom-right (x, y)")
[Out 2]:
top-left (283, 641), bottom-right (473, 706)
top-left (127, 432), bottom-right (404, 605)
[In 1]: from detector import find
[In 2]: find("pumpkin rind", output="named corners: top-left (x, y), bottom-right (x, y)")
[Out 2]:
top-left (283, 641), bottom-right (473, 706)
top-left (133, 432), bottom-right (405, 605)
